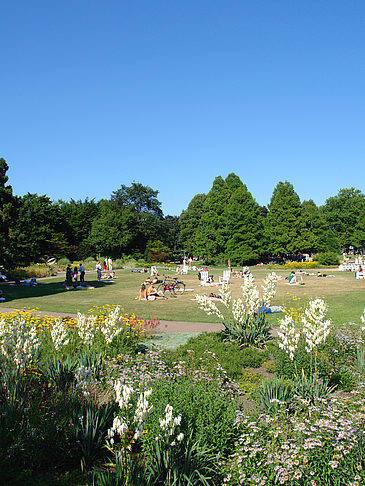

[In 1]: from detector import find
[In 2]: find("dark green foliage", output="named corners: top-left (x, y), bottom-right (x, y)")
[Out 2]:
top-left (178, 193), bottom-right (206, 255)
top-left (72, 401), bottom-right (116, 471)
top-left (316, 251), bottom-right (340, 266)
top-left (166, 332), bottom-right (269, 379)
top-left (294, 371), bottom-right (336, 402)
top-left (273, 340), bottom-right (332, 381)
top-left (58, 198), bottom-right (99, 257)
top-left (43, 355), bottom-right (77, 389)
top-left (264, 181), bottom-right (304, 254)
top-left (225, 183), bottom-right (263, 265)
top-left (0, 158), bottom-right (16, 267)
top-left (93, 455), bottom-right (148, 485)
top-left (258, 377), bottom-right (294, 415)
top-left (195, 176), bottom-right (231, 259)
top-left (300, 200), bottom-right (329, 254)
top-left (88, 200), bottom-right (137, 257)
top-left (145, 240), bottom-right (172, 262)
top-left (112, 182), bottom-right (163, 218)
top-left (223, 313), bottom-right (273, 348)
top-left (146, 434), bottom-right (219, 485)
top-left (146, 378), bottom-right (239, 456)
top-left (12, 193), bottom-right (68, 264)
top-left (321, 187), bottom-right (365, 249)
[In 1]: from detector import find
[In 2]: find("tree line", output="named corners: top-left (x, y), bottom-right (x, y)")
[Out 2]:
top-left (1, 158), bottom-right (364, 268)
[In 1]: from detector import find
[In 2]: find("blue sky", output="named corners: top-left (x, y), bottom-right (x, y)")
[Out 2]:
top-left (1, 0), bottom-right (364, 215)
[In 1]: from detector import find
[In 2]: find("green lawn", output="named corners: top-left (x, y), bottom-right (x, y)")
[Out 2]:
top-left (0, 267), bottom-right (364, 325)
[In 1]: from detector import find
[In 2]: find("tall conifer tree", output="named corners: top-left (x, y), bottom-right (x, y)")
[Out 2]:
top-left (195, 176), bottom-right (230, 260)
top-left (0, 159), bottom-right (16, 267)
top-left (265, 181), bottom-right (304, 254)
top-left (225, 181), bottom-right (264, 265)
top-left (178, 193), bottom-right (206, 255)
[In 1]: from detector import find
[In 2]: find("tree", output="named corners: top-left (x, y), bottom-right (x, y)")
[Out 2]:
top-left (264, 181), bottom-right (304, 254)
top-left (145, 240), bottom-right (172, 262)
top-left (87, 200), bottom-right (136, 257)
top-left (58, 198), bottom-right (98, 246)
top-left (225, 183), bottom-right (264, 265)
top-left (195, 176), bottom-right (231, 260)
top-left (0, 159), bottom-right (16, 267)
top-left (178, 194), bottom-right (206, 255)
top-left (12, 193), bottom-right (68, 264)
top-left (321, 188), bottom-right (365, 249)
top-left (160, 215), bottom-right (180, 253)
top-left (111, 182), bottom-right (163, 218)
top-left (299, 200), bottom-right (328, 254)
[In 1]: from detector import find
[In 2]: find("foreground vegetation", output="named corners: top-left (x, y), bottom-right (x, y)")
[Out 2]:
top-left (0, 273), bottom-right (365, 485)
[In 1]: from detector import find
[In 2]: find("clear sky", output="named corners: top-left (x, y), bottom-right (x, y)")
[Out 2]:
top-left (1, 0), bottom-right (364, 216)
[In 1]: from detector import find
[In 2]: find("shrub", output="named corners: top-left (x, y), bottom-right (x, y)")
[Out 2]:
top-left (237, 369), bottom-right (262, 400)
top-left (84, 256), bottom-right (95, 263)
top-left (145, 377), bottom-right (240, 456)
top-left (258, 376), bottom-right (294, 415)
top-left (222, 313), bottom-right (273, 349)
top-left (273, 339), bottom-right (333, 381)
top-left (316, 251), bottom-right (340, 266)
top-left (166, 333), bottom-right (269, 380)
top-left (7, 264), bottom-right (52, 279)
top-left (267, 261), bottom-right (319, 269)
top-left (58, 257), bottom-right (72, 266)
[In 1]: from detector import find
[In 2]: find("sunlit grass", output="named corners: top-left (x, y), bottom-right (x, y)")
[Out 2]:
top-left (0, 267), bottom-right (364, 325)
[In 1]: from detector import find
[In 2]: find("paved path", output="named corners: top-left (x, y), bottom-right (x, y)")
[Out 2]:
top-left (0, 306), bottom-right (224, 334)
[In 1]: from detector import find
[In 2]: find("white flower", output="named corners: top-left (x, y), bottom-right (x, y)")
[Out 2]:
top-left (0, 316), bottom-right (40, 374)
top-left (114, 381), bottom-right (134, 409)
top-left (302, 299), bottom-right (331, 352)
top-left (262, 273), bottom-right (278, 308)
top-left (100, 306), bottom-right (124, 344)
top-left (241, 274), bottom-right (261, 315)
top-left (277, 314), bottom-right (300, 360)
top-left (77, 313), bottom-right (97, 346)
top-left (159, 404), bottom-right (182, 438)
top-left (196, 272), bottom-right (278, 323)
top-left (195, 294), bottom-right (224, 319)
top-left (50, 318), bottom-right (69, 350)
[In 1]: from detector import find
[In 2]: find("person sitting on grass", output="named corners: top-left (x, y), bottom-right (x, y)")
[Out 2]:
top-left (288, 271), bottom-right (297, 284)
top-left (147, 284), bottom-right (165, 300)
top-left (137, 283), bottom-right (147, 300)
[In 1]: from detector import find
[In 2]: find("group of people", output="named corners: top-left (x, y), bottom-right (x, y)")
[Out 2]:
top-left (96, 259), bottom-right (113, 281)
top-left (66, 263), bottom-right (85, 286)
top-left (137, 274), bottom-right (165, 301)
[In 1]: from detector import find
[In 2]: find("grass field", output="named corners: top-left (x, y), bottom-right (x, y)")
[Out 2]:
top-left (0, 266), bottom-right (364, 326)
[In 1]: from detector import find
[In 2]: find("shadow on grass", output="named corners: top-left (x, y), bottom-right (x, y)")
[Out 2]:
top-left (0, 279), bottom-right (115, 305)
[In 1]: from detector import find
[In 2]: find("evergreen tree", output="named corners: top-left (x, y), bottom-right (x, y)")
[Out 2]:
top-left (0, 159), bottom-right (16, 267)
top-left (265, 181), bottom-right (304, 254)
top-left (299, 200), bottom-right (328, 254)
top-left (225, 183), bottom-right (264, 265)
top-left (195, 176), bottom-right (231, 260)
top-left (178, 194), bottom-right (206, 255)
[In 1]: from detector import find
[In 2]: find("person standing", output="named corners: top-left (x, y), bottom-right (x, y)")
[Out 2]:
top-left (79, 263), bottom-right (85, 282)
top-left (108, 257), bottom-right (112, 271)
top-left (73, 266), bottom-right (79, 284)
top-left (96, 261), bottom-right (102, 281)
top-left (66, 264), bottom-right (73, 286)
